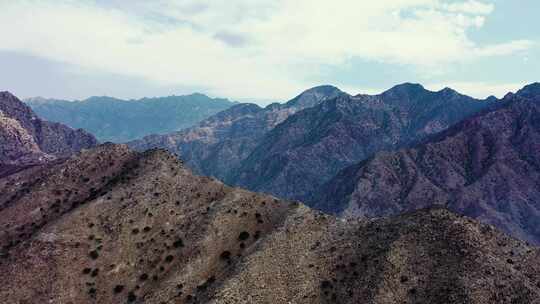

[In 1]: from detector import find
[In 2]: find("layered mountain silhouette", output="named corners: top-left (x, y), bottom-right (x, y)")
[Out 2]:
top-left (127, 83), bottom-right (540, 247)
top-left (313, 83), bottom-right (540, 245)
top-left (230, 84), bottom-right (496, 201)
top-left (128, 85), bottom-right (344, 181)
top-left (26, 94), bottom-right (235, 142)
top-left (0, 91), bottom-right (97, 172)
top-left (1, 143), bottom-right (539, 304)
top-left (131, 84), bottom-right (496, 202)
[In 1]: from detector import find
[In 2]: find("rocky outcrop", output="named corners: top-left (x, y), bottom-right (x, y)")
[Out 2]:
top-left (0, 144), bottom-right (539, 304)
top-left (313, 84), bottom-right (540, 245)
top-left (0, 91), bottom-right (97, 167)
top-left (0, 111), bottom-right (48, 165)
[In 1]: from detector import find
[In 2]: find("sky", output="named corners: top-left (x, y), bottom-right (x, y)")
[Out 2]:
top-left (0, 0), bottom-right (538, 104)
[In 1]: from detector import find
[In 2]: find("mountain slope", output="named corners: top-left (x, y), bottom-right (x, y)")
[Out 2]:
top-left (128, 85), bottom-right (344, 180)
top-left (232, 84), bottom-right (494, 201)
top-left (26, 94), bottom-right (235, 142)
top-left (0, 91), bottom-right (97, 168)
top-left (0, 144), bottom-right (539, 304)
top-left (313, 83), bottom-right (540, 244)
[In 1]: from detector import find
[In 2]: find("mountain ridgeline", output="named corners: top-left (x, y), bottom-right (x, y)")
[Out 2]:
top-left (0, 91), bottom-right (97, 172)
top-left (2, 84), bottom-right (540, 303)
top-left (1, 144), bottom-right (540, 304)
top-left (128, 83), bottom-right (540, 246)
top-left (128, 85), bottom-right (345, 181)
top-left (25, 94), bottom-right (235, 142)
top-left (130, 83), bottom-right (496, 202)
top-left (230, 84), bottom-right (496, 201)
top-left (313, 83), bottom-right (540, 244)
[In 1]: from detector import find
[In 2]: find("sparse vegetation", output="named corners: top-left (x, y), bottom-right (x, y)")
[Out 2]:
top-left (127, 291), bottom-right (137, 302)
top-left (91, 268), bottom-right (99, 277)
top-left (89, 250), bottom-right (99, 259)
top-left (238, 231), bottom-right (250, 241)
top-left (173, 238), bottom-right (183, 248)
top-left (113, 285), bottom-right (124, 294)
top-left (220, 251), bottom-right (231, 260)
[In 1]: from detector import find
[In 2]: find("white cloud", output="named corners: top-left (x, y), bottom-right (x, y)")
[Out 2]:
top-left (425, 81), bottom-right (527, 98)
top-left (474, 40), bottom-right (534, 57)
top-left (0, 0), bottom-right (532, 100)
top-left (442, 0), bottom-right (494, 15)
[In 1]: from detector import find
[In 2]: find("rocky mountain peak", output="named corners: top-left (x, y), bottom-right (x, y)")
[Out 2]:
top-left (0, 91), bottom-right (38, 122)
top-left (313, 93), bottom-right (540, 244)
top-left (485, 95), bottom-right (499, 102)
top-left (0, 91), bottom-right (20, 100)
top-left (1, 143), bottom-right (540, 303)
top-left (381, 82), bottom-right (427, 98)
top-left (0, 92), bottom-right (97, 167)
top-left (516, 82), bottom-right (540, 100)
top-left (285, 84), bottom-right (344, 108)
top-left (438, 87), bottom-right (460, 97)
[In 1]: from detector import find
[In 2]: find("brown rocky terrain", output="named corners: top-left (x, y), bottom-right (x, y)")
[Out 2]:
top-left (1, 143), bottom-right (540, 304)
top-left (313, 83), bottom-right (540, 245)
top-left (0, 91), bottom-right (97, 167)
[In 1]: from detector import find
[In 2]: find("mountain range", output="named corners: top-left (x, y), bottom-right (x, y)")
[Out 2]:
top-left (1, 143), bottom-right (539, 304)
top-left (0, 91), bottom-right (97, 173)
top-left (128, 85), bottom-right (344, 181)
top-left (313, 83), bottom-right (540, 244)
top-left (130, 84), bottom-right (496, 201)
top-left (2, 83), bottom-right (540, 303)
top-left (128, 83), bottom-right (540, 246)
top-left (25, 94), bottom-right (235, 142)
top-left (230, 84), bottom-right (496, 201)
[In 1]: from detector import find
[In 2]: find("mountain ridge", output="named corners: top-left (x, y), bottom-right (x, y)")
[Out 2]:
top-left (0, 91), bottom-right (97, 168)
top-left (312, 90), bottom-right (540, 244)
top-left (128, 85), bottom-right (346, 181)
top-left (1, 143), bottom-right (540, 303)
top-left (230, 83), bottom-right (496, 201)
top-left (25, 93), bottom-right (236, 142)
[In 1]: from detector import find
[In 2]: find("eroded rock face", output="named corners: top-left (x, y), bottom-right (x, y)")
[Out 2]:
top-left (314, 86), bottom-right (540, 245)
top-left (1, 144), bottom-right (539, 304)
top-left (0, 111), bottom-right (50, 166)
top-left (231, 84), bottom-right (494, 201)
top-left (0, 91), bottom-right (97, 168)
top-left (128, 85), bottom-right (344, 181)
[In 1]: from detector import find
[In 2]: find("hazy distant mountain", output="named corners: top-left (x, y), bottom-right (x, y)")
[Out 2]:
top-left (25, 94), bottom-right (236, 142)
top-left (128, 85), bottom-right (344, 181)
top-left (2, 143), bottom-right (539, 303)
top-left (313, 83), bottom-right (540, 244)
top-left (0, 91), bottom-right (97, 171)
top-left (230, 83), bottom-right (495, 201)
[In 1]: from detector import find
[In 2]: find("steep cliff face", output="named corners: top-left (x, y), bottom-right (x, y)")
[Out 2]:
top-left (1, 143), bottom-right (539, 304)
top-left (0, 91), bottom-right (97, 167)
top-left (128, 85), bottom-right (344, 180)
top-left (232, 84), bottom-right (494, 201)
top-left (0, 110), bottom-right (50, 167)
top-left (314, 85), bottom-right (540, 244)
